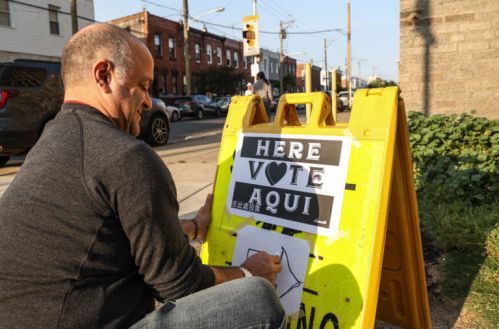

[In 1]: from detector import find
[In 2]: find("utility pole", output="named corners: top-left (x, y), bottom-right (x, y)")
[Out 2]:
top-left (347, 0), bottom-right (352, 108)
top-left (183, 0), bottom-right (191, 95)
top-left (279, 20), bottom-right (284, 94)
top-left (324, 38), bottom-right (328, 90)
top-left (70, 0), bottom-right (78, 35)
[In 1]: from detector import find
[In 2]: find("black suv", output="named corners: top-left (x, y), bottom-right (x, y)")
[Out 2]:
top-left (0, 60), bottom-right (170, 167)
top-left (0, 60), bottom-right (63, 167)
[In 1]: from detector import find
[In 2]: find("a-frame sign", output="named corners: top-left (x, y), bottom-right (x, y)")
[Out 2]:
top-left (201, 87), bottom-right (432, 328)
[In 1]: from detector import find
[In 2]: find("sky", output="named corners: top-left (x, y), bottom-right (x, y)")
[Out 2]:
top-left (94, 0), bottom-right (400, 81)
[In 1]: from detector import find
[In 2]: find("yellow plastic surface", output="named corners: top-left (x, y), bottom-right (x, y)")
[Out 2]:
top-left (201, 89), bottom-right (431, 328)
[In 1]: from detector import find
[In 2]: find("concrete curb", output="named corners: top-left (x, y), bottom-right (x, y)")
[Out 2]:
top-left (169, 130), bottom-right (222, 145)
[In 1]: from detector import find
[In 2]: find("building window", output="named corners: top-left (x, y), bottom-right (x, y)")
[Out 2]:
top-left (234, 52), bottom-right (239, 68)
top-left (154, 34), bottom-right (162, 57)
top-left (161, 71), bottom-right (167, 95)
top-left (206, 44), bottom-right (212, 64)
top-left (226, 49), bottom-right (231, 66)
top-left (195, 43), bottom-right (201, 63)
top-left (243, 57), bottom-right (247, 69)
top-left (0, 0), bottom-right (11, 26)
top-left (169, 37), bottom-right (176, 59)
top-left (264, 59), bottom-right (268, 74)
top-left (217, 47), bottom-right (222, 65)
top-left (172, 73), bottom-right (178, 94)
top-left (49, 5), bottom-right (60, 35)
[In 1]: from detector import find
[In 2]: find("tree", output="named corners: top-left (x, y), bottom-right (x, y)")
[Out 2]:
top-left (196, 67), bottom-right (249, 95)
top-left (367, 78), bottom-right (398, 88)
top-left (282, 74), bottom-right (296, 93)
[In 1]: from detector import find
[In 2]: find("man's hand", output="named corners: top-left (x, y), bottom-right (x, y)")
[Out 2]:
top-left (193, 193), bottom-right (213, 240)
top-left (210, 251), bottom-right (282, 285)
top-left (241, 251), bottom-right (282, 285)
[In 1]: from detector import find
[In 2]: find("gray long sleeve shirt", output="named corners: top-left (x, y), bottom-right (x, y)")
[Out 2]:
top-left (0, 103), bottom-right (215, 329)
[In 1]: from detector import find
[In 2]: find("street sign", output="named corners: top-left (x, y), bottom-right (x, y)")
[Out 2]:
top-left (202, 90), bottom-right (431, 328)
top-left (242, 15), bottom-right (260, 57)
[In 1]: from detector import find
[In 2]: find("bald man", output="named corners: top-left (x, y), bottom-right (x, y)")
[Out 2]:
top-left (0, 23), bottom-right (284, 329)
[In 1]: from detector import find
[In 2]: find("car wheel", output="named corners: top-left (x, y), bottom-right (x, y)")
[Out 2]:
top-left (146, 114), bottom-right (169, 146)
top-left (196, 109), bottom-right (204, 120)
top-left (0, 156), bottom-right (10, 167)
top-left (216, 108), bottom-right (221, 118)
top-left (172, 111), bottom-right (180, 122)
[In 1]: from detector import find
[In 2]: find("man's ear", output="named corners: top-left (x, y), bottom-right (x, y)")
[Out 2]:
top-left (93, 60), bottom-right (113, 93)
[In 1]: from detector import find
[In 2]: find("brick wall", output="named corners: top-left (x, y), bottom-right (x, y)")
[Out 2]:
top-left (399, 0), bottom-right (499, 119)
top-left (111, 12), bottom-right (250, 96)
top-left (296, 64), bottom-right (322, 92)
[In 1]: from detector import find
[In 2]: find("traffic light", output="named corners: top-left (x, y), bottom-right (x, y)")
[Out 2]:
top-left (242, 15), bottom-right (259, 57)
top-left (242, 23), bottom-right (256, 46)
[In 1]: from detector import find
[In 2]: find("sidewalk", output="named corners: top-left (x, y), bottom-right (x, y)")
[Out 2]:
top-left (154, 133), bottom-right (222, 220)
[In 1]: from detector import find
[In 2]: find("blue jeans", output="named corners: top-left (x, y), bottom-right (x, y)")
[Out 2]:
top-left (130, 277), bottom-right (286, 329)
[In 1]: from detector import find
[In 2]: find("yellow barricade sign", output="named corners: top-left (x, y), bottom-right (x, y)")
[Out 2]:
top-left (201, 87), bottom-right (431, 328)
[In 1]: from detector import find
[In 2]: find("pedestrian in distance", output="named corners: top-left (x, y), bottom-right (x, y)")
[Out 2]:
top-left (0, 23), bottom-right (285, 329)
top-left (244, 82), bottom-right (253, 96)
top-left (253, 71), bottom-right (273, 119)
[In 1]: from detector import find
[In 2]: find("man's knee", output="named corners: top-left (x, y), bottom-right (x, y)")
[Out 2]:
top-left (239, 277), bottom-right (285, 327)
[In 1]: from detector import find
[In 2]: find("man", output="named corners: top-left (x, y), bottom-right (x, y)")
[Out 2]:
top-left (0, 24), bottom-right (284, 328)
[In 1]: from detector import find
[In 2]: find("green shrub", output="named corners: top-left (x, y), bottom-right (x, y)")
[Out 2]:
top-left (408, 111), bottom-right (499, 206)
top-left (418, 199), bottom-right (498, 251)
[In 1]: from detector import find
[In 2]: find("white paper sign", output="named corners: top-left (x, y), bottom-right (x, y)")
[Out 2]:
top-left (227, 133), bottom-right (352, 236)
top-left (232, 226), bottom-right (310, 315)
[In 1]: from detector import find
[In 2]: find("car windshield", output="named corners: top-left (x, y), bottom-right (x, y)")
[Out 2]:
top-left (0, 65), bottom-right (47, 87)
top-left (195, 95), bottom-right (211, 104)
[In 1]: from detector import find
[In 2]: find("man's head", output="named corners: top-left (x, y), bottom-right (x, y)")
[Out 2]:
top-left (62, 23), bottom-right (153, 136)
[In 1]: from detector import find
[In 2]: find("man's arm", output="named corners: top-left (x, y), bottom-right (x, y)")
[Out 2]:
top-left (210, 252), bottom-right (282, 284)
top-left (189, 193), bottom-right (282, 285)
top-left (180, 194), bottom-right (213, 240)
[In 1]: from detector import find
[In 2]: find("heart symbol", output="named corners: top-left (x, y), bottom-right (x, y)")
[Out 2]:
top-left (265, 162), bottom-right (287, 186)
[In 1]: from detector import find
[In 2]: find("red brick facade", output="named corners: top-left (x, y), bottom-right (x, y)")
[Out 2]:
top-left (295, 64), bottom-right (322, 92)
top-left (111, 11), bottom-right (250, 96)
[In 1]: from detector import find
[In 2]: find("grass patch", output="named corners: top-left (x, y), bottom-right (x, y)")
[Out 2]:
top-left (409, 112), bottom-right (499, 327)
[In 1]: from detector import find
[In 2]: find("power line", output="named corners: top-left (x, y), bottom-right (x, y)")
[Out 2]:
top-left (197, 19), bottom-right (344, 35)
top-left (141, 0), bottom-right (180, 14)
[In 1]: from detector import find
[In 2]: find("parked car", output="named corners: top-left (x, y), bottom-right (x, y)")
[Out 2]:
top-left (165, 104), bottom-right (181, 122)
top-left (0, 59), bottom-right (170, 167)
top-left (214, 96), bottom-right (231, 114)
top-left (138, 98), bottom-right (170, 147)
top-left (338, 91), bottom-right (354, 111)
top-left (0, 59), bottom-right (63, 167)
top-left (163, 95), bottom-right (221, 119)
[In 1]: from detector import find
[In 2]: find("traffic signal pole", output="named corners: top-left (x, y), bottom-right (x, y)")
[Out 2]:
top-left (253, 0), bottom-right (259, 82)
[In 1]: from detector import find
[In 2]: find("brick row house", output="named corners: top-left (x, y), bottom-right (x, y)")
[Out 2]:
top-left (295, 64), bottom-right (322, 92)
top-left (110, 11), bottom-right (251, 97)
